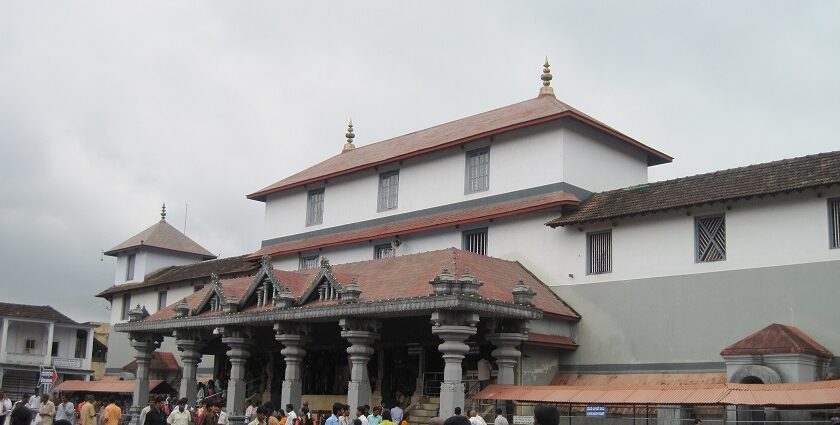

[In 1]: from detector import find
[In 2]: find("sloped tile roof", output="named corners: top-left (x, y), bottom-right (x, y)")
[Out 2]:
top-left (96, 255), bottom-right (259, 299)
top-left (0, 302), bottom-right (78, 324)
top-left (104, 219), bottom-right (216, 259)
top-left (248, 94), bottom-right (671, 200)
top-left (122, 351), bottom-right (180, 372)
top-left (547, 150), bottom-right (840, 227)
top-left (249, 191), bottom-right (579, 259)
top-left (720, 323), bottom-right (833, 358)
top-left (145, 248), bottom-right (579, 321)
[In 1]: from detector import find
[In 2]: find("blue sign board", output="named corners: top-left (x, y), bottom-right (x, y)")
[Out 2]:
top-left (585, 406), bottom-right (606, 417)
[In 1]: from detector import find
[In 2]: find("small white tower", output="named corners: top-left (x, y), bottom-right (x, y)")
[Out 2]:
top-left (104, 203), bottom-right (217, 285)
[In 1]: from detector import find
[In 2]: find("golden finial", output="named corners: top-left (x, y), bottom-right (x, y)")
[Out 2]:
top-left (539, 57), bottom-right (554, 97)
top-left (342, 117), bottom-right (356, 152)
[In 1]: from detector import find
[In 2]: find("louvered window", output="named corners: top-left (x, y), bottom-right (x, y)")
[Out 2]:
top-left (306, 188), bottom-right (325, 226)
top-left (157, 291), bottom-right (167, 311)
top-left (378, 171), bottom-right (399, 211)
top-left (374, 243), bottom-right (395, 259)
top-left (587, 230), bottom-right (612, 274)
top-left (696, 214), bottom-right (726, 262)
top-left (830, 198), bottom-right (840, 249)
top-left (465, 147), bottom-right (490, 193)
top-left (300, 255), bottom-right (319, 270)
top-left (126, 253), bottom-right (136, 280)
top-left (463, 228), bottom-right (488, 255)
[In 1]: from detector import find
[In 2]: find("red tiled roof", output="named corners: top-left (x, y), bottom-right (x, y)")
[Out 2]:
top-left (527, 333), bottom-right (578, 350)
top-left (249, 192), bottom-right (579, 259)
top-left (122, 351), bottom-right (180, 372)
top-left (548, 150), bottom-right (840, 227)
top-left (146, 248), bottom-right (579, 321)
top-left (720, 323), bottom-right (833, 358)
top-left (0, 302), bottom-right (79, 324)
top-left (477, 380), bottom-right (840, 406)
top-left (248, 94), bottom-right (671, 200)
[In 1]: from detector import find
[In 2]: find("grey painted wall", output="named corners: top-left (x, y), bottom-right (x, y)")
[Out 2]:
top-left (553, 260), bottom-right (840, 372)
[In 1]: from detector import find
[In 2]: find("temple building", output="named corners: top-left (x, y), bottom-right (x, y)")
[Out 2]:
top-left (106, 61), bottom-right (839, 421)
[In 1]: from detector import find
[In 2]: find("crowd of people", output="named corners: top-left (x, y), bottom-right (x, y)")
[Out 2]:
top-left (1, 387), bottom-right (558, 425)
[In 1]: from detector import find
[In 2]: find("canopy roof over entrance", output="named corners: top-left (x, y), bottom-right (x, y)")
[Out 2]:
top-left (477, 380), bottom-right (840, 407)
top-left (116, 248), bottom-right (579, 333)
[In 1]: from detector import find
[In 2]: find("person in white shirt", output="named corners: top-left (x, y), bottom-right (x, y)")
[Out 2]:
top-left (53, 397), bottom-right (74, 423)
top-left (0, 390), bottom-right (12, 425)
top-left (166, 399), bottom-right (191, 425)
top-left (389, 405), bottom-right (402, 424)
top-left (354, 407), bottom-right (367, 425)
top-left (217, 407), bottom-right (228, 425)
top-left (138, 400), bottom-right (154, 425)
top-left (285, 405), bottom-right (297, 425)
top-left (493, 409), bottom-right (508, 425)
top-left (469, 410), bottom-right (487, 425)
top-left (477, 357), bottom-right (492, 390)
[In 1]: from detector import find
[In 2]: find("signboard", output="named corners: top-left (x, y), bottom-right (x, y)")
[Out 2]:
top-left (53, 358), bottom-right (82, 369)
top-left (512, 416), bottom-right (534, 425)
top-left (39, 366), bottom-right (57, 385)
top-left (586, 406), bottom-right (606, 417)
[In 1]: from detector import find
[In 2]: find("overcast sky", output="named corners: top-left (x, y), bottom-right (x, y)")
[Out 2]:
top-left (1, 1), bottom-right (838, 323)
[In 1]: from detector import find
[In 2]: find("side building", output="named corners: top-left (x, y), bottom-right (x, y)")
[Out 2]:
top-left (0, 303), bottom-right (97, 400)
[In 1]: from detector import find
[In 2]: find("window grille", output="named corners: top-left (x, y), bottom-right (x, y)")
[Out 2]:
top-left (465, 147), bottom-right (490, 193)
top-left (25, 339), bottom-right (36, 353)
top-left (306, 188), bottom-right (325, 226)
top-left (300, 255), bottom-right (320, 270)
top-left (830, 198), bottom-right (840, 249)
top-left (463, 228), bottom-right (488, 255)
top-left (157, 291), bottom-right (168, 311)
top-left (587, 230), bottom-right (612, 274)
top-left (126, 253), bottom-right (136, 280)
top-left (374, 243), bottom-right (395, 259)
top-left (696, 214), bottom-right (726, 262)
top-left (121, 294), bottom-right (132, 320)
top-left (378, 171), bottom-right (399, 211)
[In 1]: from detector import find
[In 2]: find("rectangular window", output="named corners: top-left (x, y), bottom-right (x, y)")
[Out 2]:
top-left (465, 147), bottom-right (490, 194)
top-left (374, 243), bottom-right (395, 259)
top-left (696, 214), bottom-right (726, 262)
top-left (75, 330), bottom-right (87, 359)
top-left (25, 339), bottom-right (36, 353)
top-left (300, 255), bottom-right (320, 270)
top-left (157, 291), bottom-right (168, 311)
top-left (587, 230), bottom-right (612, 274)
top-left (462, 228), bottom-right (488, 255)
top-left (121, 293), bottom-right (132, 320)
top-left (378, 171), bottom-right (400, 211)
top-left (306, 188), bottom-right (325, 226)
top-left (125, 253), bottom-right (136, 281)
top-left (51, 341), bottom-right (59, 357)
top-left (830, 198), bottom-right (840, 249)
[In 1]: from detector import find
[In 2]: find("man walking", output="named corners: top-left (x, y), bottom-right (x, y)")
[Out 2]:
top-left (166, 399), bottom-right (190, 425)
top-left (79, 396), bottom-right (95, 425)
top-left (493, 410), bottom-right (507, 425)
top-left (54, 397), bottom-right (74, 424)
top-left (145, 398), bottom-right (167, 425)
top-left (0, 390), bottom-right (12, 425)
top-left (38, 395), bottom-right (55, 425)
top-left (10, 397), bottom-right (32, 425)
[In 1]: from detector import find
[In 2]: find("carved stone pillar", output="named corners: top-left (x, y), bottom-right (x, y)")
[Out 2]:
top-left (487, 320), bottom-right (529, 385)
top-left (129, 333), bottom-right (162, 423)
top-left (274, 322), bottom-right (311, 410)
top-left (175, 330), bottom-right (206, 405)
top-left (222, 328), bottom-right (251, 416)
top-left (431, 311), bottom-right (478, 419)
top-left (339, 319), bottom-right (381, 414)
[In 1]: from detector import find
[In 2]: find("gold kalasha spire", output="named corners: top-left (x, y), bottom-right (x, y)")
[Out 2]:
top-left (342, 117), bottom-right (356, 153)
top-left (539, 57), bottom-right (554, 97)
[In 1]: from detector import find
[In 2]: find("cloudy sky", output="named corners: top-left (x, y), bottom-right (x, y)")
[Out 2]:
top-left (1, 1), bottom-right (838, 322)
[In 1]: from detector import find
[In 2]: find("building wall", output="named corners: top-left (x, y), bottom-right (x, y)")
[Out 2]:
top-left (553, 259), bottom-right (840, 371)
top-left (113, 249), bottom-right (204, 285)
top-left (105, 284), bottom-right (215, 373)
top-left (5, 321), bottom-right (49, 354)
top-left (261, 118), bottom-right (648, 242)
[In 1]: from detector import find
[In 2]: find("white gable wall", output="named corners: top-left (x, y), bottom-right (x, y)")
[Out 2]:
top-left (261, 118), bottom-right (650, 242)
top-left (113, 249), bottom-right (205, 285)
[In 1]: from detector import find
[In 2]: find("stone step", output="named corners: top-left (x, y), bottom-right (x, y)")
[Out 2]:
top-left (410, 409), bottom-right (437, 417)
top-left (416, 403), bottom-right (440, 411)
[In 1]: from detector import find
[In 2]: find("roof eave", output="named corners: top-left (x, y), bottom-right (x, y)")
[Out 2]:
top-left (246, 197), bottom-right (579, 260)
top-left (246, 110), bottom-right (672, 201)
